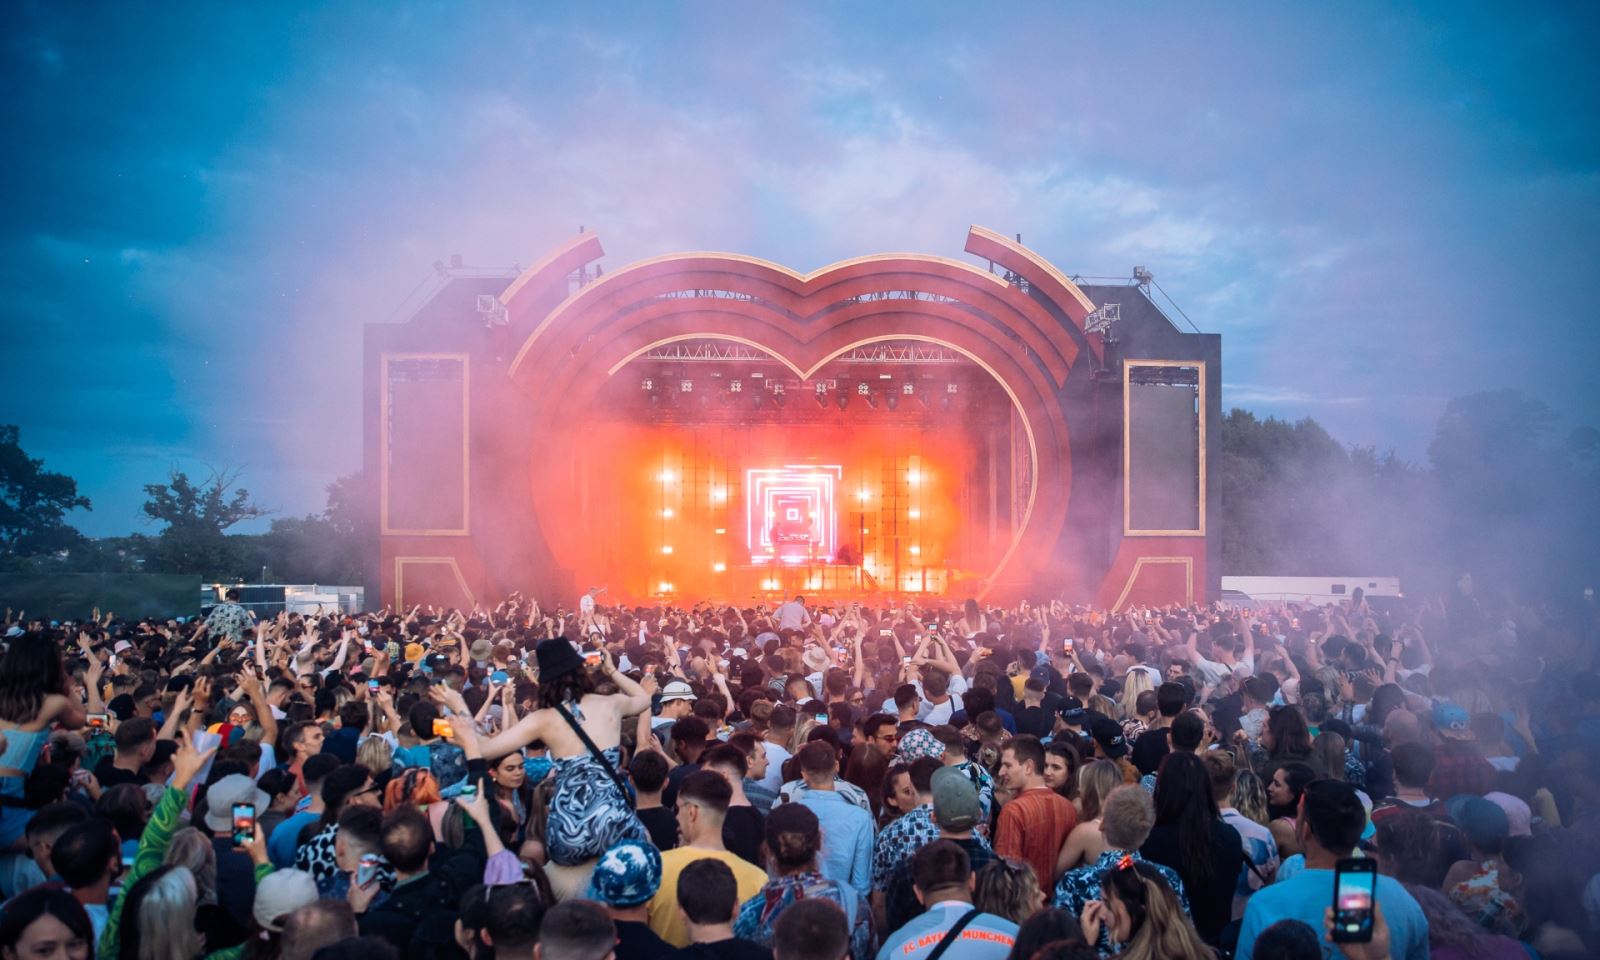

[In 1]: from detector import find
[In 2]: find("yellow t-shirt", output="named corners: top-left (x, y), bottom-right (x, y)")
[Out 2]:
top-left (647, 846), bottom-right (769, 947)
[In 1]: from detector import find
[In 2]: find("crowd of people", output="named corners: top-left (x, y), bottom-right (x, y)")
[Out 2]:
top-left (0, 581), bottom-right (1594, 960)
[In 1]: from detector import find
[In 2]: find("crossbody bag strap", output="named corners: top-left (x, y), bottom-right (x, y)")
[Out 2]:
top-left (552, 702), bottom-right (635, 808)
top-left (925, 908), bottom-right (982, 960)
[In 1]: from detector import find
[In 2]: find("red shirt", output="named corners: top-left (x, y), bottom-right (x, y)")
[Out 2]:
top-left (994, 786), bottom-right (1077, 889)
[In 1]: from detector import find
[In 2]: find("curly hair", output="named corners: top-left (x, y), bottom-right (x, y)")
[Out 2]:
top-left (973, 858), bottom-right (1041, 925)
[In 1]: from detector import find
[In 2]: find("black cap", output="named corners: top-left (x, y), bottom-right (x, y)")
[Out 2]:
top-left (1089, 715), bottom-right (1129, 759)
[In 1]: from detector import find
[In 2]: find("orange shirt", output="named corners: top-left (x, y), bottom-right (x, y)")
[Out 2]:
top-left (994, 786), bottom-right (1077, 889)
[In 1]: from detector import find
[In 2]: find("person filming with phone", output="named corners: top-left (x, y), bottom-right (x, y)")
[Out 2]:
top-left (1235, 780), bottom-right (1429, 960)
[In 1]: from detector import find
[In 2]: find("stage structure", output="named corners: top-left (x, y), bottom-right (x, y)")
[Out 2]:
top-left (363, 227), bottom-right (1219, 610)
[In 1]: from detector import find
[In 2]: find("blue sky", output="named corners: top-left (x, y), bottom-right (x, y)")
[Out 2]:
top-left (3, 2), bottom-right (1597, 537)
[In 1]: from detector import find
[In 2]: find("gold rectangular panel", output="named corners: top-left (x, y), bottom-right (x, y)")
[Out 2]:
top-left (1123, 359), bottom-right (1206, 536)
top-left (380, 353), bottom-right (471, 536)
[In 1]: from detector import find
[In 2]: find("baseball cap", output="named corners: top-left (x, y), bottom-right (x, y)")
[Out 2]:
top-left (1089, 716), bottom-right (1128, 759)
top-left (4, 626), bottom-right (23, 638)
top-left (658, 680), bottom-right (697, 703)
top-left (587, 839), bottom-right (662, 907)
top-left (1432, 701), bottom-right (1474, 739)
top-left (931, 766), bottom-right (981, 832)
top-left (1483, 792), bottom-right (1532, 837)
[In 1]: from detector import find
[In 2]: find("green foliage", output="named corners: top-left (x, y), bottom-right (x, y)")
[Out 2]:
top-left (0, 425), bottom-right (91, 560)
top-left (140, 468), bottom-right (271, 579)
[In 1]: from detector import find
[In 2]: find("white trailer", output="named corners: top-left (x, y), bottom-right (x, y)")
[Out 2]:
top-left (1220, 576), bottom-right (1401, 607)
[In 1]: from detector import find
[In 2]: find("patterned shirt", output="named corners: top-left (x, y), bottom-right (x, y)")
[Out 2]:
top-left (872, 805), bottom-right (939, 890)
top-left (1221, 808), bottom-right (1279, 920)
top-left (204, 601), bottom-right (252, 643)
top-left (1054, 850), bottom-right (1189, 957)
top-left (951, 760), bottom-right (995, 828)
top-left (735, 871), bottom-right (875, 960)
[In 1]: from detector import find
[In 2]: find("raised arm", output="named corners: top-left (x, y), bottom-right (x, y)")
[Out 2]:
top-left (601, 650), bottom-right (651, 716)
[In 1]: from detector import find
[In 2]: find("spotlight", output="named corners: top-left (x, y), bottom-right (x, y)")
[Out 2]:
top-left (837, 393), bottom-right (849, 411)
top-left (712, 563), bottom-right (726, 573)
top-left (901, 382), bottom-right (915, 395)
top-left (679, 380), bottom-right (693, 393)
top-left (865, 392), bottom-right (879, 409)
top-left (711, 487), bottom-right (727, 503)
top-left (641, 378), bottom-right (654, 391)
top-left (657, 581), bottom-right (674, 594)
top-left (856, 488), bottom-right (871, 502)
top-left (661, 508), bottom-right (674, 518)
top-left (661, 545), bottom-right (673, 555)
top-left (946, 382), bottom-right (959, 394)
top-left (658, 470), bottom-right (676, 483)
top-left (856, 382), bottom-right (871, 396)
top-left (909, 509), bottom-right (921, 518)
top-left (907, 469), bottom-right (922, 485)
top-left (909, 545), bottom-right (922, 556)
top-left (730, 379), bottom-right (742, 393)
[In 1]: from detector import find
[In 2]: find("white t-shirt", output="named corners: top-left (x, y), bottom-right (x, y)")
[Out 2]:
top-left (758, 740), bottom-right (792, 793)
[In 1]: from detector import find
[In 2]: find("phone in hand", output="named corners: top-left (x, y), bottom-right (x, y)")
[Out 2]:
top-left (367, 679), bottom-right (380, 693)
top-left (87, 713), bottom-right (108, 729)
top-left (1330, 858), bottom-right (1377, 943)
top-left (231, 803), bottom-right (256, 847)
top-left (432, 718), bottom-right (454, 738)
top-left (357, 852), bottom-right (381, 887)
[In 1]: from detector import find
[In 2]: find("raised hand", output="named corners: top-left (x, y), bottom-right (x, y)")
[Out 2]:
top-left (171, 739), bottom-right (218, 791)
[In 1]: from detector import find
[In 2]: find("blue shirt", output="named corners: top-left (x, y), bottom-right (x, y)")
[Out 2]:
top-left (1236, 868), bottom-right (1428, 960)
top-left (876, 901), bottom-right (1017, 960)
top-left (798, 789), bottom-right (875, 893)
top-left (268, 810), bottom-right (319, 868)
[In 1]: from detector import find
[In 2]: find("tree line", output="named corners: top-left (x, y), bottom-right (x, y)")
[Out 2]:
top-left (1, 388), bottom-right (1596, 598)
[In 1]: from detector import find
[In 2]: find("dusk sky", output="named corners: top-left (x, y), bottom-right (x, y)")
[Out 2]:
top-left (3, 2), bottom-right (1597, 538)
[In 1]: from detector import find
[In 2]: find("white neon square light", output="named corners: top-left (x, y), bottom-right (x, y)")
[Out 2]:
top-left (745, 465), bottom-right (841, 564)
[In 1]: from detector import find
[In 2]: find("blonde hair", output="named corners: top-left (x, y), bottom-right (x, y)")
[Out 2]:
top-left (972, 858), bottom-right (1041, 924)
top-left (1232, 770), bottom-right (1270, 826)
top-left (1111, 865), bottom-right (1214, 960)
top-left (356, 736), bottom-right (394, 777)
top-left (164, 827), bottom-right (217, 905)
top-left (1077, 759), bottom-right (1124, 823)
top-left (1119, 670), bottom-right (1154, 720)
top-left (137, 867), bottom-right (202, 960)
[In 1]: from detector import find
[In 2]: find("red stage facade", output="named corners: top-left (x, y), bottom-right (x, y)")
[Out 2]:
top-left (364, 227), bottom-right (1220, 609)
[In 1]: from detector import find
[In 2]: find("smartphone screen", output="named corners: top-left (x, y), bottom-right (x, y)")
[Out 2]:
top-left (231, 804), bottom-right (255, 847)
top-left (1331, 858), bottom-right (1376, 943)
top-left (432, 718), bottom-right (454, 738)
top-left (357, 852), bottom-right (380, 887)
top-left (367, 679), bottom-right (379, 693)
top-left (87, 713), bottom-right (108, 729)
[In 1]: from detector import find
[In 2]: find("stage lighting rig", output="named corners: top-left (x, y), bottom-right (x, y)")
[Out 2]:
top-left (942, 382), bottom-right (957, 411)
top-left (679, 380), bottom-right (694, 393)
top-left (730, 379), bottom-right (743, 393)
top-left (815, 382), bottom-right (828, 408)
top-left (771, 382), bottom-right (786, 408)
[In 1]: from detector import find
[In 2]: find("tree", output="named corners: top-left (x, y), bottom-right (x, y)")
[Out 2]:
top-left (141, 468), bottom-right (271, 578)
top-left (0, 424), bottom-right (90, 561)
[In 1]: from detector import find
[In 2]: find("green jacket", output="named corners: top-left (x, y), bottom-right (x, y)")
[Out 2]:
top-left (98, 785), bottom-right (273, 960)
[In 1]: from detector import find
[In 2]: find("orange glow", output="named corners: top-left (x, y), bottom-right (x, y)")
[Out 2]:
top-left (537, 419), bottom-right (981, 602)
